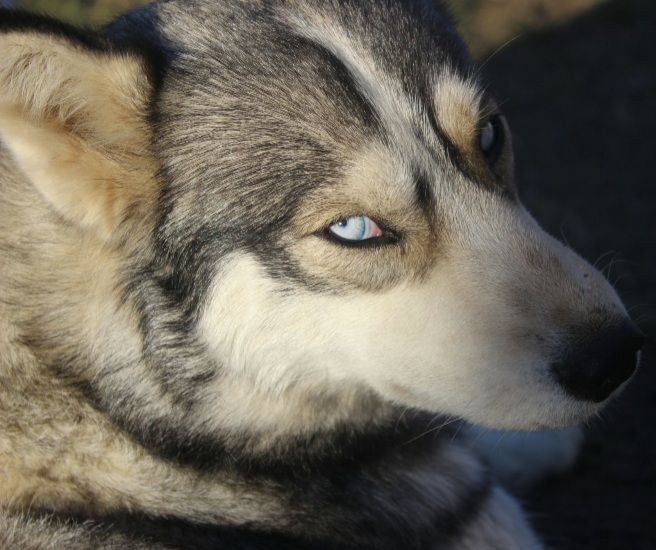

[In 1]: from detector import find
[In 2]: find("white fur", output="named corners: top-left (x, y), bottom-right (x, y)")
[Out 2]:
top-left (194, 10), bottom-right (627, 436)
top-left (198, 199), bottom-right (623, 438)
top-left (200, 237), bottom-right (616, 444)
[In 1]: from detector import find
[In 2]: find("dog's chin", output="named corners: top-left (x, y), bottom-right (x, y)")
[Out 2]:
top-left (463, 395), bottom-right (602, 432)
top-left (488, 355), bottom-right (637, 430)
top-left (405, 385), bottom-right (605, 433)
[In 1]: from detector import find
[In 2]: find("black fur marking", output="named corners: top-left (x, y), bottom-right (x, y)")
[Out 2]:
top-left (121, 404), bottom-right (451, 477)
top-left (98, 516), bottom-right (324, 550)
top-left (40, 431), bottom-right (492, 549)
top-left (105, 5), bottom-right (176, 122)
top-left (0, 8), bottom-right (169, 95)
top-left (289, 37), bottom-right (382, 135)
top-left (415, 171), bottom-right (436, 219)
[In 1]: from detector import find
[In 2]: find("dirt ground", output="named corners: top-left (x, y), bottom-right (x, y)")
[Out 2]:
top-left (478, 0), bottom-right (656, 547)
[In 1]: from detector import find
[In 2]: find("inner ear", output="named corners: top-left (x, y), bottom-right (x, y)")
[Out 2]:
top-left (0, 13), bottom-right (159, 239)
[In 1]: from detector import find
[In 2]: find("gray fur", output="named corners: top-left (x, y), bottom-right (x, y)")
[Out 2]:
top-left (0, 1), bottom-right (639, 548)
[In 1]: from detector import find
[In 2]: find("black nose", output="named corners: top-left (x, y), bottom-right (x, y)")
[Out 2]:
top-left (552, 320), bottom-right (644, 402)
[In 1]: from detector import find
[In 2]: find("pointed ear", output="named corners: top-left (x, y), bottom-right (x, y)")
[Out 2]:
top-left (0, 12), bottom-right (159, 239)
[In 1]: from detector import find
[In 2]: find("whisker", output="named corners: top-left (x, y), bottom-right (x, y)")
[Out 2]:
top-left (593, 250), bottom-right (616, 269)
top-left (401, 416), bottom-right (462, 446)
top-left (474, 34), bottom-right (523, 75)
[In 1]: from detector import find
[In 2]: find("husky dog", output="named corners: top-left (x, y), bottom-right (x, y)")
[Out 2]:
top-left (0, 1), bottom-right (643, 548)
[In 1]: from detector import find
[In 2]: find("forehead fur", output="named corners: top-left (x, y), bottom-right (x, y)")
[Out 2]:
top-left (144, 1), bottom-right (473, 148)
top-left (106, 0), bottom-right (484, 300)
top-left (138, 0), bottom-right (475, 215)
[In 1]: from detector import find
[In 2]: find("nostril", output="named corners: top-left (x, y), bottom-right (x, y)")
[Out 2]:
top-left (552, 319), bottom-right (644, 403)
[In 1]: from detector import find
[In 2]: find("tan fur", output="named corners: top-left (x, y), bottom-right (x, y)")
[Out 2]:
top-left (0, 511), bottom-right (146, 550)
top-left (0, 33), bottom-right (292, 532)
top-left (433, 69), bottom-right (484, 154)
top-left (0, 32), bottom-right (158, 239)
top-left (431, 70), bottom-right (517, 187)
top-left (289, 142), bottom-right (437, 291)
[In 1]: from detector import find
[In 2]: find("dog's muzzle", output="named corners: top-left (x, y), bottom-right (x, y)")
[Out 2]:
top-left (551, 319), bottom-right (644, 402)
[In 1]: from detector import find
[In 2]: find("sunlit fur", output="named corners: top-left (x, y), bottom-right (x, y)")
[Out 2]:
top-left (0, 1), bottom-right (634, 548)
top-left (0, 32), bottom-right (158, 239)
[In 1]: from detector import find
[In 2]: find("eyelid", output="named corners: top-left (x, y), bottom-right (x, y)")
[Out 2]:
top-left (479, 112), bottom-right (502, 131)
top-left (323, 229), bottom-right (399, 248)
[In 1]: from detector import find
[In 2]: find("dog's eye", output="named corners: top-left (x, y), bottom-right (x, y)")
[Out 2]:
top-left (328, 215), bottom-right (383, 244)
top-left (479, 115), bottom-right (504, 163)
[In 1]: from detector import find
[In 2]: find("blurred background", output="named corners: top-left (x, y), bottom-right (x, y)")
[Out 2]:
top-left (3, 0), bottom-right (655, 547)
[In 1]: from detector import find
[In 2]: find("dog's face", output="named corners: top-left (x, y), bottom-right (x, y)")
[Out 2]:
top-left (0, 1), bottom-right (642, 444)
top-left (143, 0), bottom-right (641, 432)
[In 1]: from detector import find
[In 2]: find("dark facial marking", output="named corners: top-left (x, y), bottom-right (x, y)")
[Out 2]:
top-left (415, 171), bottom-right (436, 218)
top-left (299, 38), bottom-right (381, 133)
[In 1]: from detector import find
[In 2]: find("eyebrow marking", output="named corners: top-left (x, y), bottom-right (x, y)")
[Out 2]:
top-left (420, 96), bottom-right (468, 177)
top-left (288, 13), bottom-right (421, 152)
top-left (302, 39), bottom-right (381, 131)
top-left (414, 171), bottom-right (435, 218)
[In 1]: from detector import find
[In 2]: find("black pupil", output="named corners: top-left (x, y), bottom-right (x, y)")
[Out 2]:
top-left (338, 219), bottom-right (348, 227)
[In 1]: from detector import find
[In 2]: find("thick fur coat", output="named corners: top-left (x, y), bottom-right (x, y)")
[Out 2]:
top-left (0, 1), bottom-right (642, 548)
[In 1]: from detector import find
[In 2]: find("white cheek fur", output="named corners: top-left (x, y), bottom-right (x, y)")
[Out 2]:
top-left (197, 249), bottom-right (599, 435)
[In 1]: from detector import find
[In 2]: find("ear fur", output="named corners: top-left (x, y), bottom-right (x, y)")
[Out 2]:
top-left (0, 11), bottom-right (159, 239)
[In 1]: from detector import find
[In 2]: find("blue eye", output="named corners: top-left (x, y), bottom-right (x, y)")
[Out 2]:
top-left (328, 215), bottom-right (383, 242)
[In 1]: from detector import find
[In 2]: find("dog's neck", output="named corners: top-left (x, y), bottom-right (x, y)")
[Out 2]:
top-left (0, 338), bottom-right (489, 548)
top-left (0, 287), bottom-right (488, 550)
top-left (1, 279), bottom-right (483, 547)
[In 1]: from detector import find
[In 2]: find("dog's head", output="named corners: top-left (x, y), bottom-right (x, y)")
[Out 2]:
top-left (0, 1), bottom-right (642, 445)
